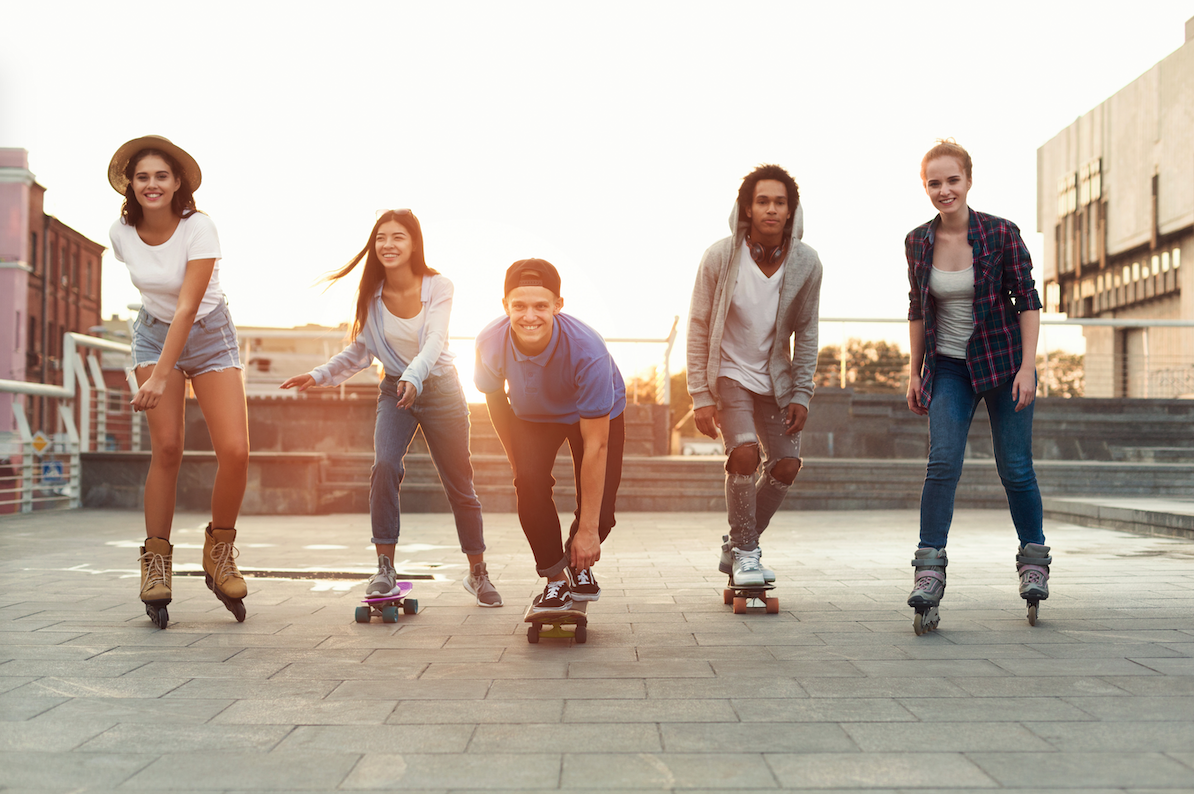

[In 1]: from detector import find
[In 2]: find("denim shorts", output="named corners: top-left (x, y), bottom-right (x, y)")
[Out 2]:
top-left (131, 300), bottom-right (242, 379)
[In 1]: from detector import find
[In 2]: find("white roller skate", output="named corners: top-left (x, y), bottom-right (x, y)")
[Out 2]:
top-left (908, 547), bottom-right (947, 635)
top-left (1016, 543), bottom-right (1051, 626)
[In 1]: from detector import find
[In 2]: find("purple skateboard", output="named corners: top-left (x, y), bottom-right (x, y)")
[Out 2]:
top-left (355, 582), bottom-right (418, 623)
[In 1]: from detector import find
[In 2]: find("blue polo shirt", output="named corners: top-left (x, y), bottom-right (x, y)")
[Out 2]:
top-left (475, 313), bottom-right (626, 424)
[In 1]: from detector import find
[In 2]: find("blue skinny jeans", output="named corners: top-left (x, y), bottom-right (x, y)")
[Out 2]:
top-left (370, 370), bottom-right (485, 554)
top-left (919, 356), bottom-right (1044, 550)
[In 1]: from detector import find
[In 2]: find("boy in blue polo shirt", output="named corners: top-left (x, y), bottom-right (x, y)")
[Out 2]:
top-left (475, 259), bottom-right (626, 613)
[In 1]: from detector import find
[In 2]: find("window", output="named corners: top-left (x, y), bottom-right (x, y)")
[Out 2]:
top-left (29, 315), bottom-right (37, 353)
top-left (60, 247), bottom-right (68, 287)
top-left (1114, 273), bottom-right (1121, 288)
top-left (86, 261), bottom-right (93, 296)
top-left (30, 232), bottom-right (38, 274)
top-left (1173, 248), bottom-right (1181, 269)
top-left (1132, 262), bottom-right (1140, 281)
top-left (14, 312), bottom-right (20, 349)
top-left (1124, 265), bottom-right (1132, 283)
top-left (1151, 255), bottom-right (1160, 276)
top-left (72, 252), bottom-right (79, 288)
top-left (1096, 275), bottom-right (1104, 292)
top-left (1161, 252), bottom-right (1170, 272)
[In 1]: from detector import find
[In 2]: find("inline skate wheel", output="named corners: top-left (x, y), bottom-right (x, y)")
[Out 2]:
top-left (231, 601), bottom-right (246, 622)
top-left (1027, 603), bottom-right (1038, 626)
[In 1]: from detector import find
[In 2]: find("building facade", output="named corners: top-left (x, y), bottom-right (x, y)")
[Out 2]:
top-left (0, 148), bottom-right (105, 436)
top-left (1037, 17), bottom-right (1194, 397)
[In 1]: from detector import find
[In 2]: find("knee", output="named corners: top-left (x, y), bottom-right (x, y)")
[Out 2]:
top-left (217, 442), bottom-right (250, 474)
top-left (152, 439), bottom-right (184, 469)
top-left (726, 443), bottom-right (760, 476)
top-left (372, 458), bottom-right (405, 485)
top-left (772, 456), bottom-right (802, 485)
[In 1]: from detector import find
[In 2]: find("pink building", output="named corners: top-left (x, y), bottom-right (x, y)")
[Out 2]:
top-left (0, 148), bottom-right (105, 435)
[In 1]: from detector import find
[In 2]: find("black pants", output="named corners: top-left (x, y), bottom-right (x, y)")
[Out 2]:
top-left (486, 392), bottom-right (624, 577)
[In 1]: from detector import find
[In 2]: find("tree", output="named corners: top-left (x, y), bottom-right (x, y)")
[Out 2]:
top-left (1036, 351), bottom-right (1084, 398)
top-left (815, 339), bottom-right (910, 393)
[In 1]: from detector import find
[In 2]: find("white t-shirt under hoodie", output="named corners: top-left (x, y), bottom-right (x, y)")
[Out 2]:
top-left (382, 304), bottom-right (425, 367)
top-left (109, 212), bottom-right (224, 323)
top-left (718, 241), bottom-right (784, 395)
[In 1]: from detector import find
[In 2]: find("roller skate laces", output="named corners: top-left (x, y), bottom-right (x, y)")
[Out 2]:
top-left (203, 525), bottom-right (247, 621)
top-left (139, 539), bottom-right (172, 602)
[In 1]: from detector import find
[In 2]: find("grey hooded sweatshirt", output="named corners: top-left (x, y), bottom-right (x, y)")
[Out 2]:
top-left (686, 202), bottom-right (822, 411)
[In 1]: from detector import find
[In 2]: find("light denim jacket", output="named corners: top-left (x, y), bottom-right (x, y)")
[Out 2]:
top-left (309, 274), bottom-right (456, 395)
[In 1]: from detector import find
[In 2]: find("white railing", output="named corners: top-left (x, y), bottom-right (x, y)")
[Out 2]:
top-left (0, 333), bottom-right (139, 511)
top-left (819, 316), bottom-right (1194, 398)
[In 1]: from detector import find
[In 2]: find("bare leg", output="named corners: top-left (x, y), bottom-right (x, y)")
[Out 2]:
top-left (136, 364), bottom-right (188, 541)
top-left (375, 543), bottom-right (396, 560)
top-left (190, 368), bottom-right (249, 528)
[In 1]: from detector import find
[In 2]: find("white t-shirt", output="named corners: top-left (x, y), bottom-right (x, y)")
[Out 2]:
top-left (109, 213), bottom-right (223, 323)
top-left (929, 265), bottom-right (975, 358)
top-left (718, 242), bottom-right (783, 395)
top-left (382, 304), bottom-right (425, 368)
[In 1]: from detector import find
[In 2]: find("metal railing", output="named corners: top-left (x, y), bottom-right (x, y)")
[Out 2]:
top-left (0, 333), bottom-right (138, 511)
top-left (819, 316), bottom-right (1194, 398)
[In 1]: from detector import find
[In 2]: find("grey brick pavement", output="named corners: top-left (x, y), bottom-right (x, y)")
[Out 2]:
top-left (1, 507), bottom-right (1192, 792)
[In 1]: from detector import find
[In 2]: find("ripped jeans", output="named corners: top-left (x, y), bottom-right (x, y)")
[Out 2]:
top-left (717, 377), bottom-right (801, 551)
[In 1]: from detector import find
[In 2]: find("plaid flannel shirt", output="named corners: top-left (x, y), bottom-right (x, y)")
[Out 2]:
top-left (906, 208), bottom-right (1042, 408)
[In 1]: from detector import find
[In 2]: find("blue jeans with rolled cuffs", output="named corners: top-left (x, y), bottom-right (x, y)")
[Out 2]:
top-left (371, 369), bottom-right (485, 554)
top-left (717, 377), bottom-right (801, 552)
top-left (919, 356), bottom-right (1044, 550)
top-left (131, 300), bottom-right (242, 378)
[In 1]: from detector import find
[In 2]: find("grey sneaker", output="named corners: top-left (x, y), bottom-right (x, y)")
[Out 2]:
top-left (464, 562), bottom-right (503, 607)
top-left (721, 535), bottom-right (775, 583)
top-left (731, 546), bottom-right (766, 587)
top-left (366, 555), bottom-right (398, 597)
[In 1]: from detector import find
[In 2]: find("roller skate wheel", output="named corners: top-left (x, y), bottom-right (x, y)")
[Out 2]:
top-left (231, 601), bottom-right (247, 622)
top-left (732, 596), bottom-right (747, 614)
top-left (913, 612), bottom-right (926, 635)
top-left (527, 625), bottom-right (540, 643)
top-left (1027, 603), bottom-right (1038, 626)
top-left (723, 589), bottom-right (733, 605)
top-left (381, 605), bottom-right (399, 623)
top-left (354, 606), bottom-right (370, 623)
top-left (765, 597), bottom-right (780, 614)
top-left (403, 599), bottom-right (418, 615)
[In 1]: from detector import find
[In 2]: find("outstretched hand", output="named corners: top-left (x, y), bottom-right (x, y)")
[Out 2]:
top-left (280, 374), bottom-right (316, 391)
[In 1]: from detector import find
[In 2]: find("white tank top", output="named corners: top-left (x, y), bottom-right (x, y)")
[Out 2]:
top-left (929, 266), bottom-right (974, 359)
top-left (382, 304), bottom-right (425, 366)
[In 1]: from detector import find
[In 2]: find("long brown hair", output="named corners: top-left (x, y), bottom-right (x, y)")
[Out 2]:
top-left (120, 148), bottom-right (198, 227)
top-left (325, 210), bottom-right (438, 339)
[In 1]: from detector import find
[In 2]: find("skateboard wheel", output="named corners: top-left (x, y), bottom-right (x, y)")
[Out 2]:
top-left (527, 625), bottom-right (539, 643)
top-left (354, 606), bottom-right (370, 623)
top-left (403, 599), bottom-right (419, 615)
top-left (574, 624), bottom-right (587, 644)
top-left (381, 605), bottom-right (399, 623)
top-left (732, 596), bottom-right (747, 615)
top-left (765, 597), bottom-right (779, 614)
top-left (723, 589), bottom-right (733, 605)
top-left (231, 601), bottom-right (246, 623)
top-left (1027, 603), bottom-right (1038, 626)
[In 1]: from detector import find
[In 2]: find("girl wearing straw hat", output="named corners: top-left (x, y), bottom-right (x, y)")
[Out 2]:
top-left (108, 135), bottom-right (249, 628)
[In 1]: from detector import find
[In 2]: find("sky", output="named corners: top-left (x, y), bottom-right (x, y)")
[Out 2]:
top-left (3, 1), bottom-right (1192, 378)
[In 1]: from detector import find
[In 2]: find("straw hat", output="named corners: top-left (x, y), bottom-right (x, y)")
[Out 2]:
top-left (107, 135), bottom-right (202, 194)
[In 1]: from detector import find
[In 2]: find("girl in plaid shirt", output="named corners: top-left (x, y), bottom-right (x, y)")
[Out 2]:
top-left (903, 140), bottom-right (1052, 634)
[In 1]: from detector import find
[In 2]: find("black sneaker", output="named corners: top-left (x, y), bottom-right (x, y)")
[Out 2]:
top-left (569, 567), bottom-right (601, 601)
top-left (531, 578), bottom-right (572, 613)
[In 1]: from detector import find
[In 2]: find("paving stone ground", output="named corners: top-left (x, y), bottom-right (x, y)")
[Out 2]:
top-left (1, 507), bottom-right (1192, 792)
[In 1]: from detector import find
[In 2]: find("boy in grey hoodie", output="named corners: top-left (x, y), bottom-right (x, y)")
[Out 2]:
top-left (686, 164), bottom-right (822, 587)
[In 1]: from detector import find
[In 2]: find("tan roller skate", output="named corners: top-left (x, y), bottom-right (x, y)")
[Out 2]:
top-left (202, 523), bottom-right (247, 622)
top-left (139, 537), bottom-right (173, 629)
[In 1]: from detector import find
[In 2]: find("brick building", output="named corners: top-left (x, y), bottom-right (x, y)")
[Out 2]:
top-left (0, 148), bottom-right (105, 435)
